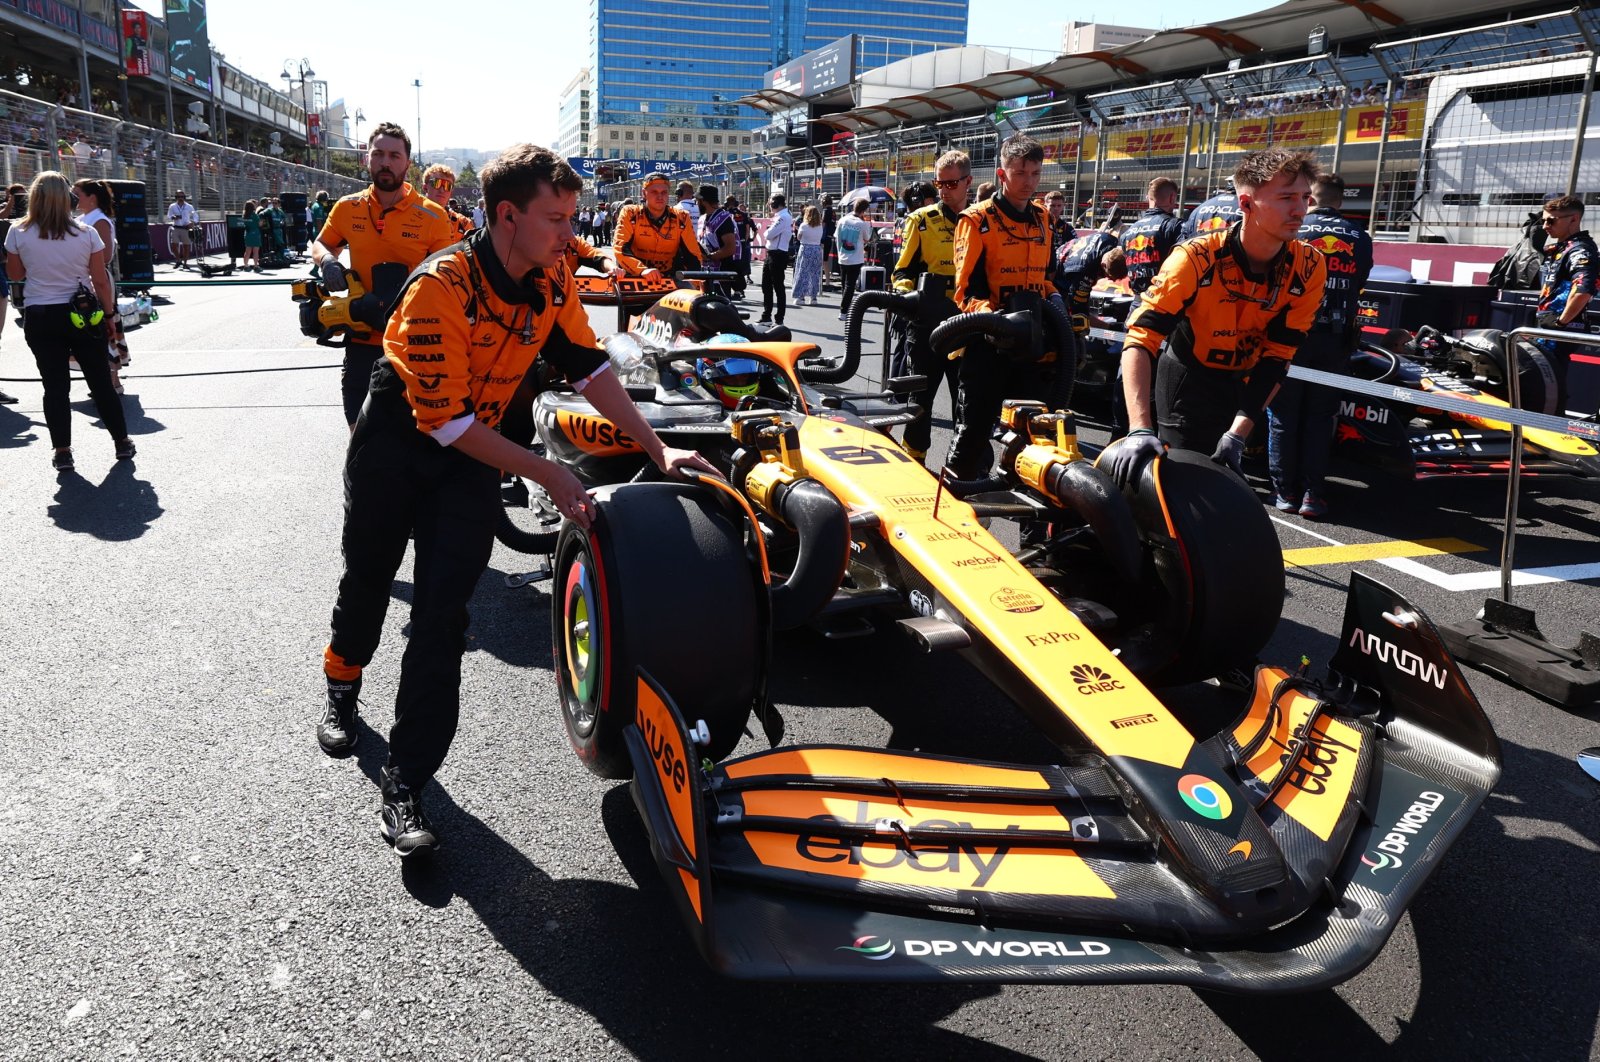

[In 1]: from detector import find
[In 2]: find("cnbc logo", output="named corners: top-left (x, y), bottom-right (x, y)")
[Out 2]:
top-left (1069, 663), bottom-right (1125, 695)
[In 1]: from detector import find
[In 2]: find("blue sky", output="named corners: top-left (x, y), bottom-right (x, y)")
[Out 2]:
top-left (145, 0), bottom-right (1270, 155)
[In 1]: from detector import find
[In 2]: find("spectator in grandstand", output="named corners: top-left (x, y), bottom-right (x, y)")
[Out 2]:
top-left (1534, 193), bottom-right (1598, 399)
top-left (311, 121), bottom-right (455, 428)
top-left (1043, 189), bottom-right (1070, 259)
top-left (240, 200), bottom-right (263, 271)
top-left (792, 204), bottom-right (825, 305)
top-left (1181, 182), bottom-right (1243, 240)
top-left (4, 171), bottom-right (135, 470)
top-left (835, 198), bottom-right (873, 322)
top-left (947, 135), bottom-right (1058, 478)
top-left (695, 185), bottom-right (738, 271)
top-left (674, 181), bottom-right (699, 226)
top-left (421, 163), bottom-right (474, 241)
top-left (759, 192), bottom-right (794, 326)
top-left (890, 148), bottom-right (970, 465)
top-left (1120, 177), bottom-right (1184, 294)
top-left (166, 189), bottom-right (199, 269)
top-left (1108, 149), bottom-right (1325, 487)
top-left (1269, 172), bottom-right (1373, 520)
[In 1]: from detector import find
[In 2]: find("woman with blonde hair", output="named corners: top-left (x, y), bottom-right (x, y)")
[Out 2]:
top-left (791, 203), bottom-right (825, 305)
top-left (3, 171), bottom-right (134, 471)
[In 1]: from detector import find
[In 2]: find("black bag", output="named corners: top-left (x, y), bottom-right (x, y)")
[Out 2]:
top-left (1489, 211), bottom-right (1547, 290)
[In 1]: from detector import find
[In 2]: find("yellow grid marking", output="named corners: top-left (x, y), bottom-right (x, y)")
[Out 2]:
top-left (1282, 537), bottom-right (1482, 568)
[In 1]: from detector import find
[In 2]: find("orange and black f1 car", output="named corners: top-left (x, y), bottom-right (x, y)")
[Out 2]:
top-left (535, 287), bottom-right (1501, 991)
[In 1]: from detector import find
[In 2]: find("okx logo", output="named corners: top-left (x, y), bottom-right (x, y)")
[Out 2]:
top-left (837, 935), bottom-right (896, 960)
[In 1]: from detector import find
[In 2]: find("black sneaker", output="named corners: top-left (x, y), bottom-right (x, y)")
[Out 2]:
top-left (316, 676), bottom-right (361, 757)
top-left (379, 767), bottom-right (438, 857)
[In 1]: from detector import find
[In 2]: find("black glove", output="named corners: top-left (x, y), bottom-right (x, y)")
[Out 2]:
top-left (1535, 309), bottom-right (1562, 330)
top-left (1211, 430), bottom-right (1247, 476)
top-left (319, 259), bottom-right (348, 293)
top-left (1102, 429), bottom-right (1166, 487)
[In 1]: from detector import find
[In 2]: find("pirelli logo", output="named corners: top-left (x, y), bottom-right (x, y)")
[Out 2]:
top-left (416, 396), bottom-right (452, 409)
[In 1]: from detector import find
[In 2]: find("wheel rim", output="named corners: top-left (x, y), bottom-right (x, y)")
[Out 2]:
top-left (562, 550), bottom-right (603, 736)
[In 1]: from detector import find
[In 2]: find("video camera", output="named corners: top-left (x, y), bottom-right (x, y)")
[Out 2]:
top-left (290, 262), bottom-right (409, 347)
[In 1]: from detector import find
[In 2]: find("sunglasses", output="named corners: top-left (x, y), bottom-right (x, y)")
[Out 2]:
top-left (933, 177), bottom-right (970, 189)
top-left (1541, 214), bottom-right (1578, 225)
top-left (426, 179), bottom-right (454, 191)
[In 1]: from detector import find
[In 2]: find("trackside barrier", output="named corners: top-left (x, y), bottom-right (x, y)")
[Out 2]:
top-left (1292, 327), bottom-right (1600, 707)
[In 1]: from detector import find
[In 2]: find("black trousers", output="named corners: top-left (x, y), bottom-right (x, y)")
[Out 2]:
top-left (328, 368), bottom-right (500, 789)
top-left (1153, 350), bottom-right (1243, 454)
top-left (839, 263), bottom-right (864, 317)
top-left (1267, 330), bottom-right (1347, 495)
top-left (341, 340), bottom-right (383, 427)
top-left (946, 340), bottom-right (1042, 479)
top-left (24, 303), bottom-right (128, 448)
top-left (761, 249), bottom-right (791, 322)
top-left (899, 323), bottom-right (961, 455)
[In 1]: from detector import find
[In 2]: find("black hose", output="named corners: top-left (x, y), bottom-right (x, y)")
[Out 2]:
top-left (801, 288), bottom-right (919, 383)
top-left (1043, 460), bottom-right (1141, 587)
top-left (1041, 294), bottom-right (1077, 409)
top-left (769, 479), bottom-right (851, 629)
top-left (929, 311), bottom-right (1014, 357)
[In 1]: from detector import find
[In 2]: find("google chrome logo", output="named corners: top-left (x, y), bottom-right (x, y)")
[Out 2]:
top-left (1178, 774), bottom-right (1233, 820)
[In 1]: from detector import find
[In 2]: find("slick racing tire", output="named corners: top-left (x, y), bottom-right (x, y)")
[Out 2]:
top-left (495, 480), bottom-right (561, 555)
top-left (552, 482), bottom-right (762, 779)
top-left (1124, 449), bottom-right (1284, 686)
top-left (1459, 329), bottom-right (1559, 416)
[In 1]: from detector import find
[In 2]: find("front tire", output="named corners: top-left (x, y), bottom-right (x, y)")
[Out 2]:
top-left (552, 483), bottom-right (764, 778)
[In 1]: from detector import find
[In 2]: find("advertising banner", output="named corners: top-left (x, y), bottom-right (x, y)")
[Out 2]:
top-left (122, 10), bottom-right (151, 78)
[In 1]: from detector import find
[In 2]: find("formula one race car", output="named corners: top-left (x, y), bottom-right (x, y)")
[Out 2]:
top-left (1335, 325), bottom-right (1600, 479)
top-left (534, 286), bottom-right (1501, 991)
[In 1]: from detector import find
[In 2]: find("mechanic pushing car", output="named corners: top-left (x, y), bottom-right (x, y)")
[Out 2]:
top-left (316, 145), bottom-right (717, 857)
top-left (889, 148), bottom-right (969, 465)
top-left (1106, 148), bottom-right (1326, 486)
top-left (947, 134), bottom-right (1061, 478)
top-left (610, 171), bottom-right (703, 280)
top-left (311, 122), bottom-right (455, 428)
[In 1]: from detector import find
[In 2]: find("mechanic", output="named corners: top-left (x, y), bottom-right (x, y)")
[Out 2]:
top-left (1107, 148), bottom-right (1326, 486)
top-left (1534, 193), bottom-right (1597, 397)
top-left (674, 180), bottom-right (700, 226)
top-left (695, 185), bottom-right (739, 270)
top-left (1268, 172), bottom-right (1372, 519)
top-left (317, 145), bottom-right (717, 857)
top-left (1181, 182), bottom-right (1242, 240)
top-left (1120, 177), bottom-right (1184, 295)
top-left (1055, 228), bottom-right (1130, 438)
top-left (889, 148), bottom-right (970, 465)
top-left (610, 172), bottom-right (702, 280)
top-left (421, 163), bottom-right (475, 241)
top-left (312, 122), bottom-right (455, 428)
top-left (1043, 189), bottom-right (1071, 259)
top-left (166, 189), bottom-right (198, 270)
top-left (947, 134), bottom-right (1060, 478)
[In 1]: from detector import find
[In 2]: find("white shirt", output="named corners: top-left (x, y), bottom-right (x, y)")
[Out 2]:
top-left (797, 221), bottom-right (824, 247)
top-left (79, 207), bottom-right (116, 262)
top-left (167, 200), bottom-right (198, 226)
top-left (764, 207), bottom-right (794, 253)
top-left (472, 206), bottom-right (486, 228)
top-left (835, 214), bottom-right (871, 266)
top-left (4, 219), bottom-right (105, 305)
top-left (676, 198), bottom-right (700, 226)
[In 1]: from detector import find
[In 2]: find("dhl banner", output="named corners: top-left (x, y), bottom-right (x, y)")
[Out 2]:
top-left (1103, 124), bottom-right (1199, 161)
top-left (1344, 101), bottom-right (1423, 144)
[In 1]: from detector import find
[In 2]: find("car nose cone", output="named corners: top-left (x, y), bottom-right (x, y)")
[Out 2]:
top-left (1580, 747), bottom-right (1600, 784)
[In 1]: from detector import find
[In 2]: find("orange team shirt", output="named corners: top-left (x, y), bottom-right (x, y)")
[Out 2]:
top-left (611, 203), bottom-right (702, 275)
top-left (317, 182), bottom-right (456, 280)
top-left (446, 207), bottom-right (474, 241)
top-left (1124, 228), bottom-right (1326, 376)
top-left (383, 231), bottom-right (608, 439)
top-left (953, 196), bottom-right (1056, 313)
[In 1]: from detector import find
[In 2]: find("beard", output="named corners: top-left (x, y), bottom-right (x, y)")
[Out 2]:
top-left (372, 169), bottom-right (402, 192)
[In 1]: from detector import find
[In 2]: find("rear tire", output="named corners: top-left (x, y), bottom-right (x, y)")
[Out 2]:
top-left (551, 483), bottom-right (763, 778)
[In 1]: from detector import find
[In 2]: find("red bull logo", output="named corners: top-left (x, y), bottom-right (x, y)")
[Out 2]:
top-left (1310, 234), bottom-right (1356, 257)
top-left (1126, 234), bottom-right (1154, 251)
top-left (1199, 216), bottom-right (1230, 232)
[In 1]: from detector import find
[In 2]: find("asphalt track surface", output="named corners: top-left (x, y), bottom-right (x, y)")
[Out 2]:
top-left (2, 269), bottom-right (1598, 1062)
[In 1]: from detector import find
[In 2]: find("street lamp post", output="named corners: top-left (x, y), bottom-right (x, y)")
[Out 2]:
top-left (412, 78), bottom-right (423, 165)
top-left (282, 58), bottom-right (316, 167)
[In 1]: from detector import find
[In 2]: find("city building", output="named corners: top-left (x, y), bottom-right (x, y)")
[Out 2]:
top-left (582, 0), bottom-right (969, 163)
top-left (557, 68), bottom-right (594, 158)
top-left (1062, 21), bottom-right (1156, 54)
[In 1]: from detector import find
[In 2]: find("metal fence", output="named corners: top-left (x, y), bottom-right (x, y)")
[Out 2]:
top-left (0, 87), bottom-right (363, 219)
